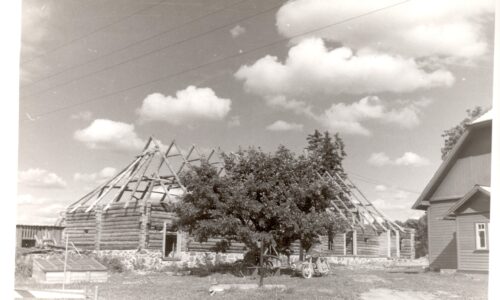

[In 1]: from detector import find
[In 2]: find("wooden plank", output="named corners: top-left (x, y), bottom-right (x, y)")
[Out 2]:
top-left (104, 153), bottom-right (153, 211)
top-left (152, 139), bottom-right (187, 192)
top-left (85, 156), bottom-right (143, 213)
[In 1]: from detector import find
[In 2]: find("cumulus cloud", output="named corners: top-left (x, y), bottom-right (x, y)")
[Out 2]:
top-left (74, 119), bottom-right (146, 152)
top-left (316, 96), bottom-right (429, 135)
top-left (17, 194), bottom-right (66, 225)
top-left (137, 86), bottom-right (231, 125)
top-left (74, 167), bottom-right (117, 184)
top-left (18, 168), bottom-right (67, 189)
top-left (266, 120), bottom-right (303, 131)
top-left (368, 151), bottom-right (430, 167)
top-left (230, 25), bottom-right (246, 37)
top-left (235, 39), bottom-right (454, 99)
top-left (394, 152), bottom-right (431, 167)
top-left (367, 152), bottom-right (392, 166)
top-left (372, 187), bottom-right (424, 221)
top-left (276, 0), bottom-right (493, 61)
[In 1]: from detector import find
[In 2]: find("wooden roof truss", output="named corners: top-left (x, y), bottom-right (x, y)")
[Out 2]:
top-left (67, 137), bottom-right (404, 233)
top-left (66, 137), bottom-right (224, 213)
top-left (318, 171), bottom-right (405, 233)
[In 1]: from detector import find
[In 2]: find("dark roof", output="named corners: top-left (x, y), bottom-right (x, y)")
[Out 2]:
top-left (33, 257), bottom-right (107, 272)
top-left (445, 185), bottom-right (490, 219)
top-left (412, 110), bottom-right (492, 210)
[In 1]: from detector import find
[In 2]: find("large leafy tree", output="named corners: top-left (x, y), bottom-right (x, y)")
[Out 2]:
top-left (175, 145), bottom-right (346, 283)
top-left (441, 106), bottom-right (483, 159)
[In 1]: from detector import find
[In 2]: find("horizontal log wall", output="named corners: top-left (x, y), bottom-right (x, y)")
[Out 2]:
top-left (64, 211), bottom-right (97, 249)
top-left (187, 238), bottom-right (247, 253)
top-left (356, 227), bottom-right (383, 256)
top-left (65, 202), bottom-right (179, 251)
top-left (65, 202), bottom-right (412, 258)
top-left (400, 231), bottom-right (415, 259)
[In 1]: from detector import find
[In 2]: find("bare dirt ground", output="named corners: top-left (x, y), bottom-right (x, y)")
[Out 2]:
top-left (16, 266), bottom-right (488, 300)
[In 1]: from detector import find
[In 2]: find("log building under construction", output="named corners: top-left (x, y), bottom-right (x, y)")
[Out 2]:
top-left (62, 138), bottom-right (414, 260)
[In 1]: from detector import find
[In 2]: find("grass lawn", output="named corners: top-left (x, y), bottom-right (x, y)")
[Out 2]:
top-left (16, 266), bottom-right (488, 300)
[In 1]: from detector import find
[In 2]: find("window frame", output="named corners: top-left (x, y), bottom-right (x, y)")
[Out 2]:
top-left (474, 222), bottom-right (488, 250)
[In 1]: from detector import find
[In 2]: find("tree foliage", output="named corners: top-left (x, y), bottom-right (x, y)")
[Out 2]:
top-left (441, 106), bottom-right (483, 159)
top-left (306, 130), bottom-right (347, 176)
top-left (396, 213), bottom-right (428, 258)
top-left (175, 145), bottom-right (347, 257)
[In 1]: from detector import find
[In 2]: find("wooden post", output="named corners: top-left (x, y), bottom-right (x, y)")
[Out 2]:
top-left (353, 230), bottom-right (358, 256)
top-left (176, 231), bottom-right (182, 256)
top-left (95, 207), bottom-right (102, 251)
top-left (395, 230), bottom-right (400, 258)
top-left (386, 230), bottom-right (391, 258)
top-left (139, 203), bottom-right (151, 249)
top-left (410, 231), bottom-right (415, 259)
top-left (162, 221), bottom-right (167, 257)
top-left (342, 233), bottom-right (347, 256)
top-left (259, 241), bottom-right (264, 287)
top-left (62, 234), bottom-right (69, 290)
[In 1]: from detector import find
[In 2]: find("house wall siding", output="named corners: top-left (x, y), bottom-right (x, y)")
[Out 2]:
top-left (430, 153), bottom-right (491, 201)
top-left (456, 213), bottom-right (490, 272)
top-left (427, 200), bottom-right (458, 270)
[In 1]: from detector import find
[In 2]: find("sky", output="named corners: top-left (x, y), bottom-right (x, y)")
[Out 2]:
top-left (17, 0), bottom-right (495, 224)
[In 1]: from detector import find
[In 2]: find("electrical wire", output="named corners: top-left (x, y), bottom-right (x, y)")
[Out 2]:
top-left (21, 0), bottom-right (170, 65)
top-left (22, 0), bottom-right (412, 121)
top-left (21, 0), bottom-right (249, 90)
top-left (348, 172), bottom-right (421, 194)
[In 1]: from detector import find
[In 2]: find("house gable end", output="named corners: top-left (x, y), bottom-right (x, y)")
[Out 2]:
top-left (412, 121), bottom-right (492, 210)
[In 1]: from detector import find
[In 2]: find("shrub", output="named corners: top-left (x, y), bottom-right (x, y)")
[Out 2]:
top-left (96, 256), bottom-right (125, 273)
top-left (15, 255), bottom-right (32, 278)
top-left (132, 257), bottom-right (147, 271)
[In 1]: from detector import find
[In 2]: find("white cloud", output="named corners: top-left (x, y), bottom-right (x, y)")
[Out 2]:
top-left (137, 86), bottom-right (231, 125)
top-left (374, 185), bottom-right (387, 192)
top-left (394, 152), bottom-right (431, 167)
top-left (230, 25), bottom-right (246, 37)
top-left (18, 168), bottom-right (67, 189)
top-left (266, 120), bottom-right (303, 131)
top-left (368, 151), bottom-right (430, 167)
top-left (16, 194), bottom-right (66, 225)
top-left (17, 194), bottom-right (48, 205)
top-left (372, 187), bottom-right (424, 221)
top-left (74, 119), bottom-right (146, 152)
top-left (70, 110), bottom-right (93, 121)
top-left (317, 96), bottom-right (429, 135)
top-left (74, 167), bottom-right (117, 183)
top-left (368, 152), bottom-right (392, 166)
top-left (276, 0), bottom-right (493, 61)
top-left (235, 39), bottom-right (454, 99)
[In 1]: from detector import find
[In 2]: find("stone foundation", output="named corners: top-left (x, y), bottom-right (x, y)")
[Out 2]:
top-left (87, 249), bottom-right (419, 272)
top-left (94, 249), bottom-right (244, 271)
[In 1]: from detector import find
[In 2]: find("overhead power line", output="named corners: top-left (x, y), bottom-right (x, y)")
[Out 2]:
top-left (21, 0), bottom-right (170, 65)
top-left (22, 0), bottom-right (275, 100)
top-left (348, 172), bottom-right (421, 194)
top-left (21, 0), bottom-right (248, 90)
top-left (23, 0), bottom-right (412, 121)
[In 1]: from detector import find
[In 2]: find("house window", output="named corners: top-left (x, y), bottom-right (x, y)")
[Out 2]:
top-left (475, 223), bottom-right (488, 250)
